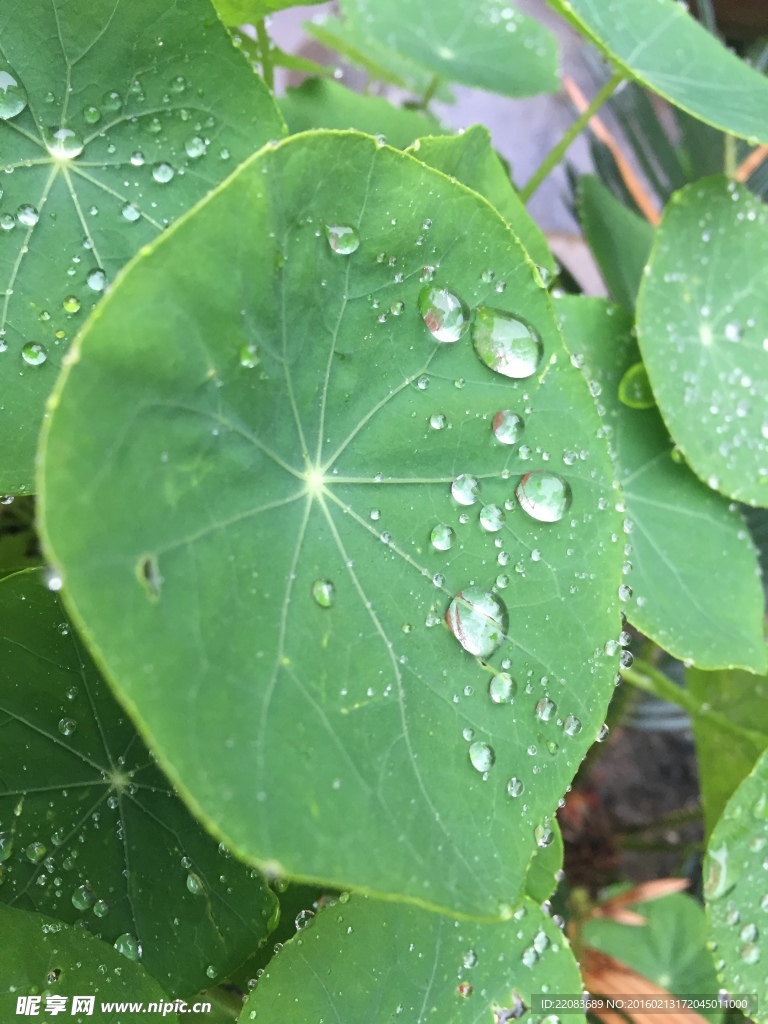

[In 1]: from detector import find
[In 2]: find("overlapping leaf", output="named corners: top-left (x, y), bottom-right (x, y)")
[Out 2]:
top-left (40, 130), bottom-right (622, 918)
top-left (0, 569), bottom-right (277, 996)
top-left (243, 894), bottom-right (583, 1023)
top-left (556, 296), bottom-right (766, 671)
top-left (0, 0), bottom-right (284, 493)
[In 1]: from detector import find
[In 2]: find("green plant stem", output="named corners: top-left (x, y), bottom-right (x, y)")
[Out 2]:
top-left (256, 19), bottom-right (274, 92)
top-left (205, 986), bottom-right (243, 1021)
top-left (696, 0), bottom-right (718, 34)
top-left (520, 71), bottom-right (624, 202)
top-left (622, 659), bottom-right (768, 747)
top-left (418, 74), bottom-right (440, 111)
top-left (724, 133), bottom-right (737, 176)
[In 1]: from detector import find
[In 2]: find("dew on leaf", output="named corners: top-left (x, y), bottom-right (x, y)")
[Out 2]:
top-left (0, 213), bottom-right (16, 231)
top-left (311, 579), bottom-right (335, 608)
top-left (295, 909), bottom-right (315, 931)
top-left (489, 672), bottom-right (516, 704)
top-left (480, 504), bottom-right (505, 532)
top-left (93, 900), bottom-right (110, 918)
top-left (515, 472), bottom-right (572, 523)
top-left (507, 777), bottom-right (524, 797)
top-left (114, 933), bottom-right (141, 960)
top-left (45, 127), bottom-right (84, 159)
top-left (429, 413), bottom-right (447, 430)
top-left (58, 718), bottom-right (76, 736)
top-left (418, 286), bottom-right (469, 342)
top-left (63, 296), bottom-right (80, 314)
top-left (26, 841), bottom-right (46, 863)
top-left (492, 410), bottom-right (525, 445)
top-left (87, 269), bottom-right (107, 292)
top-left (446, 587), bottom-right (508, 658)
top-left (618, 362), bottom-right (654, 409)
top-left (121, 202), bottom-right (141, 222)
top-left (185, 136), bottom-right (207, 159)
top-left (152, 162), bottom-right (175, 184)
top-left (741, 943), bottom-right (760, 964)
top-left (83, 104), bottom-right (101, 124)
top-left (618, 583), bottom-right (632, 602)
top-left (563, 714), bottom-right (582, 736)
top-left (468, 741), bottom-right (495, 773)
top-left (430, 524), bottom-right (454, 551)
top-left (324, 224), bottom-right (360, 254)
top-left (472, 306), bottom-right (543, 378)
top-left (103, 90), bottom-right (121, 112)
top-left (463, 949), bottom-right (477, 968)
top-left (0, 833), bottom-right (13, 862)
top-left (16, 204), bottom-right (39, 227)
top-left (240, 343), bottom-right (260, 368)
top-left (71, 885), bottom-right (95, 911)
top-left (0, 63), bottom-right (28, 119)
top-left (186, 871), bottom-right (204, 895)
top-left (21, 342), bottom-right (47, 366)
top-left (534, 822), bottom-right (554, 847)
top-left (535, 697), bottom-right (557, 721)
top-left (451, 474), bottom-right (480, 506)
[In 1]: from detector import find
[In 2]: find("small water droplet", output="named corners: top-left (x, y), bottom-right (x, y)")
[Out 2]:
top-left (0, 833), bottom-right (14, 862)
top-left (534, 822), bottom-right (554, 847)
top-left (451, 474), bottom-right (480, 506)
top-left (16, 204), bottom-right (39, 228)
top-left (72, 884), bottom-right (95, 911)
top-left (472, 306), bottom-right (543, 378)
top-left (152, 162), bottom-right (174, 184)
top-left (429, 412), bottom-right (447, 430)
top-left (185, 136), bottom-right (207, 159)
top-left (468, 741), bottom-right (495, 773)
top-left (186, 871), bottom-right (204, 894)
top-left (419, 286), bottom-right (469, 343)
top-left (446, 587), bottom-right (508, 658)
top-left (507, 777), bottom-right (524, 797)
top-left (240, 343), bottom-right (260, 368)
top-left (430, 523), bottom-right (454, 551)
top-left (63, 295), bottom-right (80, 314)
top-left (45, 127), bottom-right (84, 159)
top-left (618, 583), bottom-right (632, 602)
top-left (93, 900), bottom-right (110, 918)
top-left (295, 909), bottom-right (315, 931)
top-left (416, 375), bottom-right (430, 390)
top-left (492, 410), bottom-right (524, 445)
top-left (26, 841), bottom-right (46, 863)
top-left (21, 342), bottom-right (47, 366)
top-left (114, 933), bottom-right (141, 961)
top-left (741, 942), bottom-right (760, 964)
top-left (563, 714), bottom-right (582, 736)
top-left (86, 268), bottom-right (107, 292)
top-left (535, 697), bottom-right (557, 721)
top-left (58, 718), bottom-right (76, 736)
top-left (121, 202), bottom-right (141, 222)
top-left (489, 672), bottom-right (516, 704)
top-left (0, 62), bottom-right (27, 119)
top-left (479, 504), bottom-right (505, 532)
top-left (618, 363), bottom-right (654, 409)
top-left (311, 579), bottom-right (335, 608)
top-left (324, 224), bottom-right (359, 254)
top-left (516, 472), bottom-right (572, 523)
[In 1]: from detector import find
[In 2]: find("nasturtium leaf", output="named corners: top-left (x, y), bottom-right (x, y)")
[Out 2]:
top-left (577, 176), bottom-right (654, 309)
top-left (0, 0), bottom-right (284, 495)
top-left (40, 130), bottom-right (622, 918)
top-left (637, 177), bottom-right (768, 507)
top-left (409, 127), bottom-right (554, 273)
top-left (341, 0), bottom-right (559, 98)
top-left (704, 748), bottom-right (768, 1010)
top-left (556, 296), bottom-right (766, 672)
top-left (279, 80), bottom-right (442, 150)
top-left (0, 569), bottom-right (277, 996)
top-left (243, 894), bottom-right (584, 1023)
top-left (547, 0), bottom-right (768, 143)
top-left (524, 819), bottom-right (563, 904)
top-left (214, 0), bottom-right (323, 23)
top-left (688, 664), bottom-right (768, 836)
top-left (0, 904), bottom-right (176, 1023)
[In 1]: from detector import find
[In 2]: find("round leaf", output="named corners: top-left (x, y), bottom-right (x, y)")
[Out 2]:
top-left (637, 177), bottom-right (768, 507)
top-left (0, 569), bottom-right (277, 996)
top-left (243, 894), bottom-right (583, 1022)
top-left (704, 748), bottom-right (768, 1013)
top-left (0, 0), bottom-right (284, 494)
top-left (40, 130), bottom-right (622, 918)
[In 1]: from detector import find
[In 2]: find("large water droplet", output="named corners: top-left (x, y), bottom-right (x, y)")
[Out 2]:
top-left (446, 587), bottom-right (508, 658)
top-left (45, 127), bottom-right (84, 159)
top-left (534, 822), bottom-right (554, 847)
top-left (114, 933), bottom-right (141, 961)
top-left (516, 472), bottom-right (572, 523)
top-left (535, 697), bottom-right (557, 722)
top-left (0, 63), bottom-right (27, 119)
top-left (479, 504), bottom-right (505, 532)
top-left (419, 286), bottom-right (469, 343)
top-left (152, 162), bottom-right (174, 184)
top-left (468, 741), bottom-right (495, 773)
top-left (87, 268), bottom-right (107, 292)
top-left (451, 474), bottom-right (480, 506)
top-left (472, 306), bottom-right (543, 378)
top-left (72, 884), bottom-right (95, 911)
top-left (489, 672), bottom-right (516, 703)
top-left (58, 718), bottom-right (76, 736)
top-left (26, 841), bottom-right (46, 863)
top-left (17, 204), bottom-right (39, 228)
top-left (492, 410), bottom-right (524, 445)
top-left (121, 202), bottom-right (141, 223)
top-left (311, 579), bottom-right (335, 608)
top-left (21, 342), bottom-right (47, 366)
top-left (618, 362), bottom-right (654, 409)
top-left (563, 714), bottom-right (582, 736)
top-left (324, 224), bottom-right (360, 255)
top-left (430, 523), bottom-right (455, 551)
top-left (507, 777), bottom-right (524, 797)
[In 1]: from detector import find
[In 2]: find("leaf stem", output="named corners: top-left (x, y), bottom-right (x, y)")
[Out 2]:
top-left (256, 19), bottom-right (274, 92)
top-left (695, 0), bottom-right (718, 34)
top-left (417, 74), bottom-right (440, 111)
top-left (724, 133), bottom-right (737, 177)
top-left (204, 987), bottom-right (243, 1021)
top-left (622, 659), bottom-right (768, 747)
top-left (520, 70), bottom-right (624, 202)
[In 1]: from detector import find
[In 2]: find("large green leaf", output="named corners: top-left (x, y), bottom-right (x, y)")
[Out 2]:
top-left (704, 748), bottom-right (768, 1013)
top-left (40, 130), bottom-right (623, 919)
top-left (0, 0), bottom-right (284, 495)
top-left (577, 175), bottom-right (653, 309)
top-left (637, 177), bottom-right (768, 507)
top-left (341, 0), bottom-right (559, 98)
top-left (214, 0), bottom-right (323, 23)
top-left (0, 569), bottom-right (277, 995)
top-left (243, 894), bottom-right (584, 1023)
top-left (547, 0), bottom-right (768, 143)
top-left (584, 891), bottom-right (722, 1011)
top-left (409, 127), bottom-right (554, 273)
top-left (279, 79), bottom-right (442, 151)
top-left (556, 296), bottom-right (766, 672)
top-left (688, 665), bottom-right (768, 837)
top-left (0, 905), bottom-right (177, 1023)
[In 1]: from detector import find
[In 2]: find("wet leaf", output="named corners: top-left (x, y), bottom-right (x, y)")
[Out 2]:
top-left (548, 0), bottom-right (768, 143)
top-left (0, 569), bottom-right (277, 996)
top-left (524, 820), bottom-right (563, 904)
top-left (636, 177), bottom-right (768, 507)
top-left (0, 904), bottom-right (175, 1023)
top-left (557, 296), bottom-right (766, 672)
top-left (214, 0), bottom-right (323, 22)
top-left (409, 127), bottom-right (554, 272)
top-left (0, 0), bottom-right (284, 494)
top-left (243, 894), bottom-right (583, 1022)
top-left (704, 748), bottom-right (768, 1007)
top-left (40, 130), bottom-right (622, 918)
top-left (341, 0), bottom-right (559, 98)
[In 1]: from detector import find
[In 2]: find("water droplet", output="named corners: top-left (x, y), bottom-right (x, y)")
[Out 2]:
top-left (618, 583), bottom-right (632, 602)
top-left (535, 697), bottom-right (557, 721)
top-left (324, 224), bottom-right (359, 254)
top-left (416, 374), bottom-right (430, 390)
top-left (16, 204), bottom-right (39, 228)
top-left (0, 63), bottom-right (28, 119)
top-left (618, 363), bottom-right (654, 409)
top-left (93, 900), bottom-right (110, 918)
top-left (741, 943), bottom-right (760, 964)
top-left (479, 504), bottom-right (505, 532)
top-left (121, 202), bottom-right (141, 222)
top-left (206, 964), bottom-right (217, 979)
top-left (563, 714), bottom-right (582, 736)
top-left (114, 933), bottom-right (141, 961)
top-left (83, 104), bottom-right (101, 124)
top-left (45, 127), bottom-right (84, 159)
top-left (418, 286), bottom-right (469, 343)
top-left (468, 741), bottom-right (495, 773)
top-left (457, 982), bottom-right (473, 998)
top-left (72, 885), bottom-right (95, 911)
top-left (240, 343), bottom-right (260, 368)
top-left (26, 841), bottom-right (46, 863)
top-left (489, 672), bottom-right (516, 704)
top-left (507, 777), bottom-right (524, 797)
top-left (492, 410), bottom-right (524, 445)
top-left (86, 268), bottom-right (107, 292)
top-left (63, 295), bottom-right (80, 314)
top-left (21, 342), bottom-right (47, 366)
top-left (186, 871), bottom-right (204, 895)
top-left (446, 587), bottom-right (508, 658)
top-left (451, 474), bottom-right (480, 506)
top-left (430, 523), bottom-right (454, 551)
top-left (0, 833), bottom-right (14, 862)
top-left (152, 162), bottom-right (174, 184)
top-left (58, 718), bottom-right (76, 737)
top-left (295, 909), bottom-right (315, 931)
top-left (516, 472), bottom-right (571, 523)
top-left (534, 264), bottom-right (554, 289)
top-left (303, 570), bottom-right (337, 612)
top-left (462, 949), bottom-right (477, 968)
top-left (534, 823), bottom-right (554, 847)
top-left (0, 213), bottom-right (16, 231)
top-left (429, 413), bottom-right (447, 430)
top-left (185, 136), bottom-right (207, 159)
top-left (740, 922), bottom-right (758, 943)
top-left (472, 306), bottom-right (543, 378)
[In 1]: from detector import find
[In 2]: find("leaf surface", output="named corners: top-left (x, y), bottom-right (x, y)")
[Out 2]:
top-left (243, 894), bottom-right (584, 1023)
top-left (636, 177), bottom-right (768, 507)
top-left (0, 0), bottom-right (284, 494)
top-left (40, 130), bottom-right (622, 919)
top-left (547, 0), bottom-right (768, 142)
top-left (341, 0), bottom-right (559, 98)
top-left (0, 569), bottom-right (277, 996)
top-left (704, 748), bottom-right (768, 1013)
top-left (214, 0), bottom-right (323, 22)
top-left (556, 296), bottom-right (766, 671)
